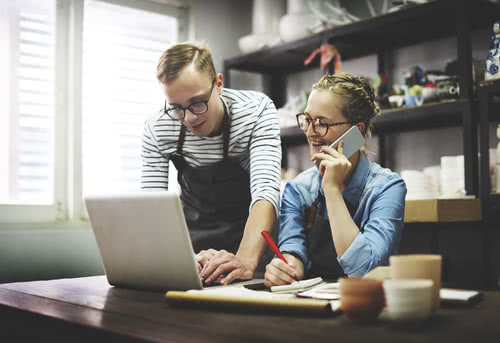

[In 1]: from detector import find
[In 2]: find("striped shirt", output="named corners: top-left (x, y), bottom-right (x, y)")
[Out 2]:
top-left (141, 88), bottom-right (282, 216)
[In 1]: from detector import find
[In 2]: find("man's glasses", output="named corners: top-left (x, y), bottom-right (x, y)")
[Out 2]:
top-left (164, 80), bottom-right (216, 120)
top-left (296, 112), bottom-right (349, 137)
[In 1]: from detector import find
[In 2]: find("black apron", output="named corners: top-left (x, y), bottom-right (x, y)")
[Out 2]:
top-left (305, 191), bottom-right (357, 279)
top-left (170, 106), bottom-right (251, 254)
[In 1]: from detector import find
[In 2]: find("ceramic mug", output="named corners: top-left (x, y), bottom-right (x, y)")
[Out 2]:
top-left (389, 254), bottom-right (442, 311)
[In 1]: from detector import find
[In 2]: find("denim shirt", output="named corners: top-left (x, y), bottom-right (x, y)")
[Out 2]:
top-left (278, 153), bottom-right (407, 277)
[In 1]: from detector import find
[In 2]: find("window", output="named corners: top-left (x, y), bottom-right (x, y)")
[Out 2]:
top-left (0, 0), bottom-right (186, 223)
top-left (82, 0), bottom-right (177, 195)
top-left (0, 0), bottom-right (56, 205)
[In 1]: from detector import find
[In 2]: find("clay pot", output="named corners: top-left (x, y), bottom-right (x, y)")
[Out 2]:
top-left (339, 277), bottom-right (385, 323)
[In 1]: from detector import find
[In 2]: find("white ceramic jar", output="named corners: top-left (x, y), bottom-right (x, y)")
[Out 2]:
top-left (252, 0), bottom-right (286, 34)
top-left (279, 0), bottom-right (317, 42)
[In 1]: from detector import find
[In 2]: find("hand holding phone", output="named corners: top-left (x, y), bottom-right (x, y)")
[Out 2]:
top-left (328, 125), bottom-right (365, 159)
top-left (315, 125), bottom-right (365, 175)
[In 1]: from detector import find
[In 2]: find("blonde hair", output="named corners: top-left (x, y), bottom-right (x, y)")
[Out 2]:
top-left (156, 42), bottom-right (216, 84)
top-left (312, 73), bottom-right (380, 139)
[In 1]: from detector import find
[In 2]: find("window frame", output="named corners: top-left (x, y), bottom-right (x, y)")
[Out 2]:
top-left (0, 0), bottom-right (188, 226)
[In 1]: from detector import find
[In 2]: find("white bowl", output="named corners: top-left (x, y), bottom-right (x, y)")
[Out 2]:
top-left (279, 13), bottom-right (318, 42)
top-left (386, 307), bottom-right (432, 321)
top-left (238, 33), bottom-right (280, 54)
top-left (383, 279), bottom-right (433, 321)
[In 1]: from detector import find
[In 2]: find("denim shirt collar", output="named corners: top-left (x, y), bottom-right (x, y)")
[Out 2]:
top-left (319, 152), bottom-right (370, 207)
top-left (343, 152), bottom-right (370, 207)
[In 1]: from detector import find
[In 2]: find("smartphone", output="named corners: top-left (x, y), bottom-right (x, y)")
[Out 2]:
top-left (328, 125), bottom-right (365, 159)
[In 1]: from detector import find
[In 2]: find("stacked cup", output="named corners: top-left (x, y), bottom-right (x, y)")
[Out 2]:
top-left (423, 165), bottom-right (441, 198)
top-left (383, 279), bottom-right (434, 320)
top-left (339, 277), bottom-right (385, 323)
top-left (440, 155), bottom-right (465, 198)
top-left (400, 170), bottom-right (434, 199)
top-left (383, 255), bottom-right (442, 321)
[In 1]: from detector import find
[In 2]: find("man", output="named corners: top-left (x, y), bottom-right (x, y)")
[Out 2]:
top-left (141, 42), bottom-right (281, 285)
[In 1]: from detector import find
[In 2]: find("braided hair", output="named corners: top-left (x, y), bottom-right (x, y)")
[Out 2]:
top-left (312, 73), bottom-right (380, 141)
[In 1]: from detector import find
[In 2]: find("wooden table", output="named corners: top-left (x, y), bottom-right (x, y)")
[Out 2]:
top-left (0, 276), bottom-right (499, 342)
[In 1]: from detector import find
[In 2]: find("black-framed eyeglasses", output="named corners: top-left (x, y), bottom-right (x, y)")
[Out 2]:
top-left (164, 80), bottom-right (216, 120)
top-left (296, 112), bottom-right (349, 137)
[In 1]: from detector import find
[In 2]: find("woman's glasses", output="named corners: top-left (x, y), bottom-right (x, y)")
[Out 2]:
top-left (296, 112), bottom-right (348, 137)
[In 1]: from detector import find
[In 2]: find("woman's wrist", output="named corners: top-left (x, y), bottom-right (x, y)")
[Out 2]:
top-left (323, 183), bottom-right (343, 199)
top-left (282, 253), bottom-right (305, 280)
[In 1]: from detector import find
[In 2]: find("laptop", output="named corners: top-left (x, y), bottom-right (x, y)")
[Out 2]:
top-left (84, 191), bottom-right (203, 292)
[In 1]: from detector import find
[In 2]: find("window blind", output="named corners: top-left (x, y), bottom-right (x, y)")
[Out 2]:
top-left (82, 0), bottom-right (178, 195)
top-left (0, 0), bottom-right (55, 204)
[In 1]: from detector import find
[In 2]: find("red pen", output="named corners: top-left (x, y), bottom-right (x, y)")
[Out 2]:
top-left (261, 230), bottom-right (288, 264)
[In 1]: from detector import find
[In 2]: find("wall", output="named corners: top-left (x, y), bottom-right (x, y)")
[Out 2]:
top-left (0, 228), bottom-right (104, 283)
top-left (185, 0), bottom-right (260, 90)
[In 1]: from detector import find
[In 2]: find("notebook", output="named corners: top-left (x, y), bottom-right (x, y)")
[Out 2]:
top-left (166, 285), bottom-right (338, 315)
top-left (84, 191), bottom-right (203, 292)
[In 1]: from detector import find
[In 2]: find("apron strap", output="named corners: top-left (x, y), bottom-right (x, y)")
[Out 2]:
top-left (305, 191), bottom-right (357, 231)
top-left (176, 102), bottom-right (231, 159)
top-left (305, 191), bottom-right (323, 230)
top-left (177, 124), bottom-right (186, 155)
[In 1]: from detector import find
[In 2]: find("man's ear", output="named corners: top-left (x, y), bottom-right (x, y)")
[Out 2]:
top-left (216, 73), bottom-right (224, 90)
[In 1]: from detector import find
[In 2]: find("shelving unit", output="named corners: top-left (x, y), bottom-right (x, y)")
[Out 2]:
top-left (281, 99), bottom-right (500, 143)
top-left (225, 0), bottom-right (498, 79)
top-left (477, 79), bottom-right (500, 290)
top-left (225, 0), bottom-right (500, 198)
top-left (479, 79), bottom-right (500, 221)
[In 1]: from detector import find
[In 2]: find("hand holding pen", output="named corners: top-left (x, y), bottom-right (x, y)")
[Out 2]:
top-left (261, 230), bottom-right (304, 287)
top-left (261, 231), bottom-right (288, 264)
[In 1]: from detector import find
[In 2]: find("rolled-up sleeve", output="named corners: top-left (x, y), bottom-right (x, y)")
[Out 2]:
top-left (248, 96), bottom-right (282, 218)
top-left (278, 182), bottom-right (311, 270)
top-left (338, 178), bottom-right (407, 276)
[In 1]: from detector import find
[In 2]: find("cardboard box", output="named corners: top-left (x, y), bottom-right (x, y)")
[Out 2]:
top-left (404, 198), bottom-right (482, 223)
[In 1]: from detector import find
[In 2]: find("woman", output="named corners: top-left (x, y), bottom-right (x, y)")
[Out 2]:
top-left (264, 73), bottom-right (406, 286)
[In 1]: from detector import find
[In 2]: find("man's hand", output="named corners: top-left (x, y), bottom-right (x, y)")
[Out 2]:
top-left (196, 249), bottom-right (218, 270)
top-left (198, 249), bottom-right (254, 285)
top-left (264, 253), bottom-right (305, 288)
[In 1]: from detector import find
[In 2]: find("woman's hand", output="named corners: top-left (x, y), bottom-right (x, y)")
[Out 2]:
top-left (264, 254), bottom-right (305, 288)
top-left (311, 140), bottom-right (352, 192)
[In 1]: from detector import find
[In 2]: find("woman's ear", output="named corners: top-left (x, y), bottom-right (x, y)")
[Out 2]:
top-left (356, 122), bottom-right (366, 135)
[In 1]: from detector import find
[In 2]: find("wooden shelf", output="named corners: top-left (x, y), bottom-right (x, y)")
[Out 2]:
top-left (280, 99), bottom-right (500, 141)
top-left (225, 0), bottom-right (500, 74)
top-left (373, 99), bottom-right (469, 133)
top-left (228, 0), bottom-right (500, 199)
top-left (404, 198), bottom-right (481, 223)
